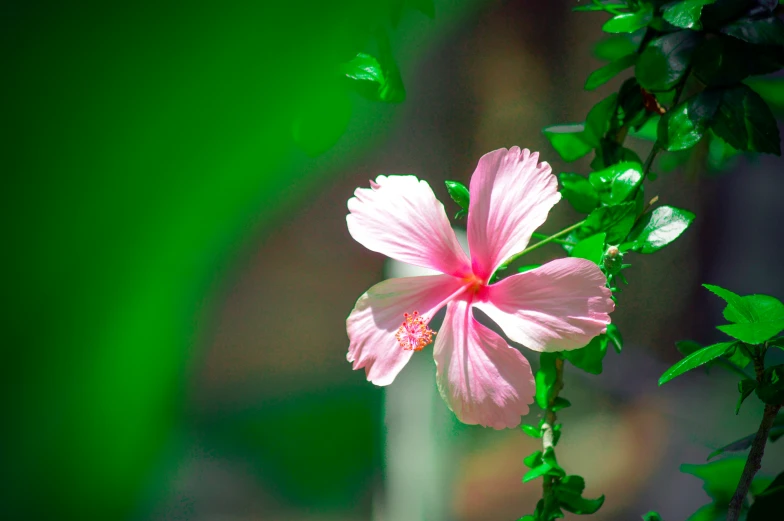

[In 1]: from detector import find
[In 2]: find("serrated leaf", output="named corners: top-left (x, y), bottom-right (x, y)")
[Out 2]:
top-left (627, 205), bottom-right (695, 253)
top-left (636, 30), bottom-right (702, 91)
top-left (543, 124), bottom-right (595, 162)
top-left (445, 180), bottom-right (470, 211)
top-left (583, 202), bottom-right (636, 243)
top-left (659, 341), bottom-right (736, 385)
top-left (735, 378), bottom-right (757, 415)
top-left (658, 91), bottom-right (721, 151)
top-left (535, 353), bottom-right (559, 409)
top-left (703, 284), bottom-right (755, 323)
top-left (711, 84), bottom-right (781, 155)
top-left (756, 365), bottom-right (784, 405)
top-left (723, 294), bottom-right (784, 325)
top-left (606, 324), bottom-right (623, 353)
top-left (563, 334), bottom-right (608, 374)
top-left (722, 16), bottom-right (784, 46)
top-left (559, 173), bottom-right (599, 213)
top-left (585, 53), bottom-right (638, 91)
top-left (603, 7), bottom-right (653, 34)
top-left (662, 0), bottom-right (716, 30)
top-left (718, 321), bottom-right (784, 345)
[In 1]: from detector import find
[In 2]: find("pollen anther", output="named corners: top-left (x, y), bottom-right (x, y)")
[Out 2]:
top-left (395, 311), bottom-right (436, 351)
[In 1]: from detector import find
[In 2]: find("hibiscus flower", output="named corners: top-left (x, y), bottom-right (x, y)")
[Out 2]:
top-left (345, 147), bottom-right (614, 429)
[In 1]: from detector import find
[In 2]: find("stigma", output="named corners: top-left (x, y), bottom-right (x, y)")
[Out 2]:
top-left (395, 311), bottom-right (435, 351)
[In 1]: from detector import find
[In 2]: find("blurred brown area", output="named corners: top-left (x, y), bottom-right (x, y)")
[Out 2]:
top-left (144, 1), bottom-right (784, 520)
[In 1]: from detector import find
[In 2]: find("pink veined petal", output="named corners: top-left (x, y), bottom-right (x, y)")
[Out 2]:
top-left (466, 147), bottom-right (561, 280)
top-left (347, 274), bottom-right (466, 386)
top-left (433, 298), bottom-right (535, 429)
top-left (347, 175), bottom-right (471, 277)
top-left (474, 257), bottom-right (614, 352)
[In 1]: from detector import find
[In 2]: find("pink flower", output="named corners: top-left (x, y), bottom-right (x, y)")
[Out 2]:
top-left (346, 147), bottom-right (614, 429)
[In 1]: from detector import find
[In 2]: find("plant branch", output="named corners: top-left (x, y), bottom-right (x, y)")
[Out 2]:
top-left (726, 403), bottom-right (782, 521)
top-left (642, 71), bottom-right (690, 178)
top-left (505, 220), bottom-right (586, 265)
top-left (532, 232), bottom-right (577, 246)
top-left (542, 357), bottom-right (565, 511)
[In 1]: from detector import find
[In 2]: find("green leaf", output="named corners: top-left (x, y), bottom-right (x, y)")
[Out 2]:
top-left (585, 53), bottom-right (638, 91)
top-left (585, 93), bottom-right (619, 143)
top-left (711, 85), bottom-right (781, 155)
top-left (606, 324), bottom-right (623, 353)
top-left (718, 322), bottom-right (784, 345)
top-left (535, 353), bottom-right (559, 409)
top-left (627, 206), bottom-right (695, 253)
top-left (571, 233), bottom-right (607, 265)
top-left (703, 284), bottom-right (755, 323)
top-left (745, 77), bottom-right (784, 118)
top-left (602, 7), bottom-right (653, 34)
top-left (522, 447), bottom-right (565, 482)
top-left (375, 30), bottom-right (406, 103)
top-left (543, 124), bottom-right (595, 162)
top-left (521, 424), bottom-right (542, 438)
top-left (559, 173), bottom-right (599, 213)
top-left (756, 365), bottom-right (784, 405)
top-left (552, 397), bottom-right (571, 411)
top-left (563, 334), bottom-right (608, 374)
top-left (658, 91), bottom-right (721, 151)
top-left (709, 416), bottom-right (784, 461)
top-left (518, 264), bottom-right (540, 273)
top-left (341, 43), bottom-right (405, 104)
top-left (583, 202), bottom-right (636, 243)
top-left (636, 30), bottom-right (701, 91)
top-left (659, 341), bottom-right (737, 385)
top-left (642, 512), bottom-right (663, 521)
top-left (676, 340), bottom-right (704, 356)
top-left (724, 294), bottom-right (784, 325)
top-left (735, 378), bottom-right (757, 415)
top-left (629, 116), bottom-right (659, 141)
top-left (608, 163), bottom-right (643, 203)
top-left (445, 180), bottom-right (470, 215)
top-left (681, 458), bottom-right (746, 505)
top-left (725, 344), bottom-right (751, 369)
top-left (747, 471), bottom-right (784, 521)
top-left (594, 34), bottom-right (639, 62)
top-left (292, 87), bottom-right (352, 156)
top-left (722, 16), bottom-right (784, 46)
top-left (556, 475), bottom-right (605, 515)
top-left (524, 450), bottom-right (543, 468)
top-left (662, 0), bottom-right (716, 30)
top-left (692, 36), bottom-right (752, 87)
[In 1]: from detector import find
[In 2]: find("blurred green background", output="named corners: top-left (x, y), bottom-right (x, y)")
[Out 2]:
top-left (3, 1), bottom-right (784, 521)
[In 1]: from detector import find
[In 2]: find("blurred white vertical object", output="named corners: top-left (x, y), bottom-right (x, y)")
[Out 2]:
top-left (374, 228), bottom-right (468, 521)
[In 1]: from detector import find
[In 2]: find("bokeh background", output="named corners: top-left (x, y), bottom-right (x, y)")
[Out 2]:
top-left (3, 1), bottom-right (784, 520)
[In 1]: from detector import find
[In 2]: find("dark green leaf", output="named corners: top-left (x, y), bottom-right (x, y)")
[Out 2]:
top-left (756, 365), bottom-right (784, 405)
top-left (559, 173), bottom-right (599, 213)
top-left (701, 0), bottom-right (759, 28)
top-left (677, 340), bottom-right (704, 356)
top-left (746, 77), bottom-right (784, 118)
top-left (627, 205), bottom-right (695, 253)
top-left (735, 378), bottom-right (757, 415)
top-left (585, 93), bottom-right (619, 143)
top-left (591, 139), bottom-right (642, 171)
top-left (659, 341), bottom-right (737, 385)
top-left (445, 180), bottom-right (470, 213)
top-left (543, 124), bottom-right (595, 162)
top-left (711, 85), bottom-right (781, 155)
top-left (603, 7), bottom-right (653, 34)
top-left (585, 53), bottom-right (638, 91)
top-left (563, 334), bottom-right (608, 374)
top-left (642, 512), bottom-right (663, 521)
top-left (722, 16), bottom-right (784, 46)
top-left (747, 471), bottom-right (784, 521)
top-left (606, 324), bottom-right (623, 353)
top-left (770, 336), bottom-right (784, 349)
top-left (658, 91), bottom-right (721, 151)
top-left (662, 0), bottom-right (716, 29)
top-left (693, 36), bottom-right (752, 87)
top-left (583, 202), bottom-right (637, 243)
top-left (556, 475), bottom-right (605, 515)
top-left (618, 77), bottom-right (649, 130)
top-left (629, 115), bottom-right (659, 141)
top-left (571, 233), bottom-right (607, 265)
top-left (636, 31), bottom-right (702, 91)
top-left (681, 458), bottom-right (746, 505)
top-left (535, 353), bottom-right (559, 409)
top-left (552, 397), bottom-right (571, 411)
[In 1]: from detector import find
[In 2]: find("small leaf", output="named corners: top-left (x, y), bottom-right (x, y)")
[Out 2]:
top-left (583, 202), bottom-right (637, 243)
top-left (559, 173), bottom-right (599, 213)
top-left (585, 93), bottom-right (619, 143)
top-left (571, 233), bottom-right (606, 265)
top-left (552, 397), bottom-right (571, 412)
top-left (524, 450), bottom-right (543, 468)
top-left (636, 30), bottom-right (702, 91)
top-left (657, 91), bottom-right (721, 151)
top-left (535, 353), bottom-right (559, 409)
top-left (662, 0), bottom-right (716, 30)
top-left (711, 85), bottom-right (781, 155)
top-left (608, 163), bottom-right (643, 203)
top-left (735, 378), bottom-right (757, 415)
top-left (722, 16), bottom-right (784, 46)
top-left (659, 341), bottom-right (737, 385)
top-left (543, 124), bottom-right (595, 162)
top-left (522, 447), bottom-right (565, 482)
top-left (594, 34), bottom-right (639, 62)
top-left (602, 7), bottom-right (653, 34)
top-left (756, 365), bottom-right (784, 405)
top-left (521, 424), bottom-right (542, 438)
top-left (445, 180), bottom-right (470, 213)
top-left (556, 475), bottom-right (605, 515)
top-left (606, 324), bottom-right (623, 353)
top-left (642, 512), bottom-right (663, 521)
top-left (585, 53), bottom-right (638, 91)
top-left (627, 205), bottom-right (695, 253)
top-left (563, 334), bottom-right (608, 374)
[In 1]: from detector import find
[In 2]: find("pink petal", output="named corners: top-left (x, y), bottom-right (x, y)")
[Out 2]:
top-left (433, 298), bottom-right (535, 429)
top-left (347, 175), bottom-right (471, 277)
top-left (474, 257), bottom-right (614, 352)
top-left (467, 147), bottom-right (561, 280)
top-left (347, 274), bottom-right (466, 386)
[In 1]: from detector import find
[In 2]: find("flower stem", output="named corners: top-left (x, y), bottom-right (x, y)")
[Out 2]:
top-left (726, 403), bottom-right (781, 521)
top-left (542, 358), bottom-right (565, 511)
top-left (506, 220), bottom-right (586, 265)
top-left (532, 233), bottom-right (577, 246)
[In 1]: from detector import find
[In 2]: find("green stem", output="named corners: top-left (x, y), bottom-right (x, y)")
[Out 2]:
top-left (505, 220), bottom-right (586, 265)
top-left (532, 233), bottom-right (577, 246)
top-left (642, 70), bottom-right (690, 178)
top-left (542, 358), bottom-right (565, 512)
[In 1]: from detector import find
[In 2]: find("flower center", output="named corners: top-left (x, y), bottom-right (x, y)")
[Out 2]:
top-left (395, 311), bottom-right (435, 351)
top-left (462, 273), bottom-right (485, 294)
